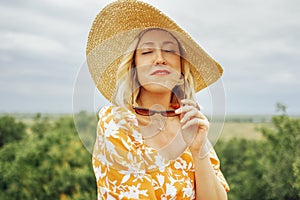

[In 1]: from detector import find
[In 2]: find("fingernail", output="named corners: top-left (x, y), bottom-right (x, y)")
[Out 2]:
top-left (175, 108), bottom-right (181, 114)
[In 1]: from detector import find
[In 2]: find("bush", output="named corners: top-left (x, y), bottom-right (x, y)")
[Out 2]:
top-left (216, 139), bottom-right (268, 200)
top-left (216, 107), bottom-right (300, 200)
top-left (260, 114), bottom-right (300, 199)
top-left (0, 115), bottom-right (26, 147)
top-left (0, 115), bottom-right (96, 200)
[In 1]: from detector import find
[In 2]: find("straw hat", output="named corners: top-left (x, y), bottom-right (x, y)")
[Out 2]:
top-left (86, 0), bottom-right (223, 102)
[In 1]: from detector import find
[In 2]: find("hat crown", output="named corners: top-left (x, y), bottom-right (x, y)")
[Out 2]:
top-left (87, 0), bottom-right (181, 56)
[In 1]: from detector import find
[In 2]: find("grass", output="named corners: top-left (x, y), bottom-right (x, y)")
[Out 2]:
top-left (4, 113), bottom-right (275, 141)
top-left (219, 122), bottom-right (267, 141)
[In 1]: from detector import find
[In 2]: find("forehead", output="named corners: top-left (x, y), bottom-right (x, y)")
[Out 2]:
top-left (138, 29), bottom-right (178, 46)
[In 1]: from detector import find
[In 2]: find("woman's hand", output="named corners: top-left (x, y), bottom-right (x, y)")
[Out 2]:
top-left (175, 99), bottom-right (209, 155)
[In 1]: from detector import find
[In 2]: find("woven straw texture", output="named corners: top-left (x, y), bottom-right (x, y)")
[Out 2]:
top-left (86, 0), bottom-right (223, 102)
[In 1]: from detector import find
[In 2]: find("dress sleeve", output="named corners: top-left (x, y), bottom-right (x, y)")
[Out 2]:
top-left (92, 106), bottom-right (157, 199)
top-left (209, 147), bottom-right (230, 192)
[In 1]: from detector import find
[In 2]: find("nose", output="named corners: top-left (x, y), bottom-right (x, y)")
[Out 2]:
top-left (154, 49), bottom-right (167, 65)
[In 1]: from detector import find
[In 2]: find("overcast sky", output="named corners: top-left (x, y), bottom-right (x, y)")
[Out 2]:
top-left (0, 0), bottom-right (299, 115)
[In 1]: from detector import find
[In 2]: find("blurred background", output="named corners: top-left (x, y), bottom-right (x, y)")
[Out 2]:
top-left (1, 0), bottom-right (299, 199)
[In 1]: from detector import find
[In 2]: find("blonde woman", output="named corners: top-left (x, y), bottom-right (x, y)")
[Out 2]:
top-left (87, 1), bottom-right (229, 199)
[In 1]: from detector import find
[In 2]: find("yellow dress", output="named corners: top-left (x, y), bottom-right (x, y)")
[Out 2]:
top-left (92, 106), bottom-right (229, 199)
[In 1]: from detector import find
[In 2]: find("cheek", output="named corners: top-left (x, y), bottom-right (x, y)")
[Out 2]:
top-left (135, 55), bottom-right (151, 67)
top-left (170, 56), bottom-right (181, 71)
top-left (135, 57), bottom-right (141, 67)
top-left (136, 66), bottom-right (148, 83)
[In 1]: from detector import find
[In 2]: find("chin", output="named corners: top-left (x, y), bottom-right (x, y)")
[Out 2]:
top-left (141, 83), bottom-right (176, 94)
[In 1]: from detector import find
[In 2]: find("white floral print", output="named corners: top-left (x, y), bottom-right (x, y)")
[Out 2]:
top-left (93, 105), bottom-right (229, 199)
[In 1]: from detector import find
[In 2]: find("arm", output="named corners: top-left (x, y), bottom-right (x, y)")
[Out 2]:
top-left (191, 144), bottom-right (228, 200)
top-left (176, 100), bottom-right (229, 199)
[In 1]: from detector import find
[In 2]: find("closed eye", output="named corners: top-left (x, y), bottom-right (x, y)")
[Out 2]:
top-left (141, 51), bottom-right (153, 55)
top-left (163, 49), bottom-right (177, 53)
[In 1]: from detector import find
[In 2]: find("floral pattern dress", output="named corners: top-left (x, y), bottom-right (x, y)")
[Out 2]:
top-left (92, 106), bottom-right (229, 199)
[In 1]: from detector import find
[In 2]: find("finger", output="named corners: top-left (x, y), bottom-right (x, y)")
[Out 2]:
top-left (197, 111), bottom-right (208, 121)
top-left (182, 118), bottom-right (209, 130)
top-left (181, 99), bottom-right (202, 110)
top-left (175, 105), bottom-right (194, 114)
top-left (178, 105), bottom-right (196, 113)
top-left (180, 109), bottom-right (201, 124)
top-left (181, 99), bottom-right (198, 107)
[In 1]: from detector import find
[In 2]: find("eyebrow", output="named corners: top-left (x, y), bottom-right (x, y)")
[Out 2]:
top-left (139, 41), bottom-right (177, 48)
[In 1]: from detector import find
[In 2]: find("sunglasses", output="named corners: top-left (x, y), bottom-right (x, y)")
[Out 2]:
top-left (133, 106), bottom-right (180, 117)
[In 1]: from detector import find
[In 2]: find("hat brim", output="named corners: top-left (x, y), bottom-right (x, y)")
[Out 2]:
top-left (86, 1), bottom-right (223, 102)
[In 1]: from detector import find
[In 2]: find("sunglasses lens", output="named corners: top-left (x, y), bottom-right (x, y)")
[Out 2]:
top-left (133, 107), bottom-right (179, 117)
top-left (134, 107), bottom-right (154, 116)
top-left (162, 110), bottom-right (179, 117)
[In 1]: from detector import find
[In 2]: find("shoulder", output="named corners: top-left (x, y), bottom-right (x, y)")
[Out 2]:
top-left (98, 105), bottom-right (137, 124)
top-left (97, 105), bottom-right (142, 142)
top-left (98, 105), bottom-right (132, 117)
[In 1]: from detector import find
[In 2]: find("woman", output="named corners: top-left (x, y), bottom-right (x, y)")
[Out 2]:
top-left (86, 1), bottom-right (229, 199)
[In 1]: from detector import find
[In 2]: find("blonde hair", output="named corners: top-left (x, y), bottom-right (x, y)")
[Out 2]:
top-left (112, 29), bottom-right (197, 109)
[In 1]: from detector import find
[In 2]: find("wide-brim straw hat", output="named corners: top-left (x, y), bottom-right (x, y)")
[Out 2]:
top-left (86, 0), bottom-right (223, 102)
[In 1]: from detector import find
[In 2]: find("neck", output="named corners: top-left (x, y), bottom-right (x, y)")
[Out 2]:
top-left (137, 89), bottom-right (172, 110)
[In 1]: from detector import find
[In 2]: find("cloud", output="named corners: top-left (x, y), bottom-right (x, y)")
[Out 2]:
top-left (0, 31), bottom-right (68, 59)
top-left (0, 0), bottom-right (299, 114)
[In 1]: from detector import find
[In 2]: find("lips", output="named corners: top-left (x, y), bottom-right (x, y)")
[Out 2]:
top-left (151, 69), bottom-right (171, 76)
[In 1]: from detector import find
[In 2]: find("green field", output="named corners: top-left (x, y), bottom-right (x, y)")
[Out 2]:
top-left (220, 122), bottom-right (267, 141)
top-left (5, 113), bottom-right (274, 142)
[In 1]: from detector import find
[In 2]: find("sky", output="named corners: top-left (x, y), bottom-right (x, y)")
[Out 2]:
top-left (0, 0), bottom-right (299, 115)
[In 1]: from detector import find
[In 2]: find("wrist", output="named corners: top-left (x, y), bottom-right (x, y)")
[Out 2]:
top-left (191, 138), bottom-right (212, 160)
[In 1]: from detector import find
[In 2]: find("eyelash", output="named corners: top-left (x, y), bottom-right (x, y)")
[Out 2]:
top-left (141, 51), bottom-right (152, 55)
top-left (141, 49), bottom-right (176, 55)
